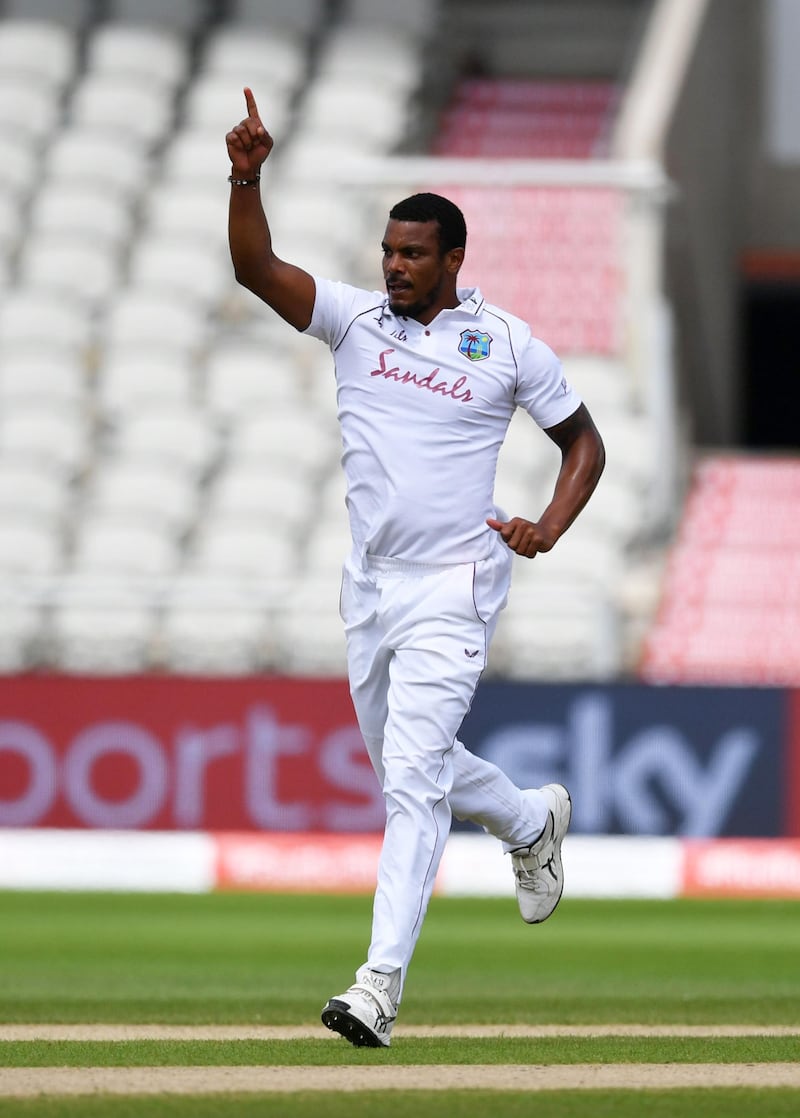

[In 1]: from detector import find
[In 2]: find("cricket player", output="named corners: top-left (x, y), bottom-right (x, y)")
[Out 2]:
top-left (227, 88), bottom-right (605, 1047)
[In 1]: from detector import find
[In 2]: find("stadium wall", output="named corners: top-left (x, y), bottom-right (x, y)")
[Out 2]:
top-left (2, 675), bottom-right (798, 898)
top-left (0, 676), bottom-right (797, 838)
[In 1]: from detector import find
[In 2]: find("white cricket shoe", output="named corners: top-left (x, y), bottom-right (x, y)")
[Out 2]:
top-left (510, 783), bottom-right (572, 924)
top-left (321, 966), bottom-right (398, 1048)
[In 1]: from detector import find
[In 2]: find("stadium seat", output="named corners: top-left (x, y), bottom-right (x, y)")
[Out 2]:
top-left (159, 601), bottom-right (271, 674)
top-left (226, 0), bottom-right (327, 34)
top-left (0, 352), bottom-right (87, 412)
top-left (0, 517), bottom-right (63, 576)
top-left (18, 236), bottom-right (121, 310)
top-left (272, 575), bottom-right (348, 674)
top-left (199, 26), bottom-right (308, 90)
top-left (317, 24), bottom-right (425, 87)
top-left (204, 465), bottom-right (316, 530)
top-left (0, 405), bottom-right (89, 477)
top-left (108, 405), bottom-right (220, 480)
top-left (188, 522), bottom-right (298, 579)
top-left (71, 516), bottom-right (181, 578)
top-left (28, 184), bottom-right (133, 249)
top-left (0, 19), bottom-right (77, 87)
top-left (492, 583), bottom-right (621, 680)
top-left (338, 0), bottom-right (439, 35)
top-left (639, 456), bottom-right (800, 685)
top-left (101, 291), bottom-right (210, 358)
top-left (143, 184), bottom-right (229, 246)
top-left (0, 192), bottom-right (22, 254)
top-left (47, 131), bottom-right (149, 199)
top-left (302, 520), bottom-right (353, 575)
top-left (182, 73), bottom-right (293, 135)
top-left (0, 463), bottom-right (70, 527)
top-left (203, 348), bottom-right (306, 420)
top-left (106, 0), bottom-right (210, 33)
top-left (82, 461), bottom-right (199, 538)
top-left (0, 76), bottom-right (61, 143)
top-left (158, 130), bottom-right (234, 185)
top-left (2, 0), bottom-right (93, 30)
top-left (0, 136), bottom-right (38, 198)
top-left (48, 597), bottom-right (158, 673)
top-left (86, 22), bottom-right (190, 87)
top-left (96, 351), bottom-right (197, 417)
top-left (227, 409), bottom-right (338, 475)
top-left (299, 77), bottom-right (414, 151)
top-left (0, 596), bottom-right (42, 672)
top-left (127, 237), bottom-right (230, 310)
top-left (69, 75), bottom-right (176, 148)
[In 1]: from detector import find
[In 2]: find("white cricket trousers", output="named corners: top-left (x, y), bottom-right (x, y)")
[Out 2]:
top-left (341, 546), bottom-right (548, 996)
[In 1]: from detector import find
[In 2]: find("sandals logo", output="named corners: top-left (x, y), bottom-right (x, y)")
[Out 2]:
top-left (458, 329), bottom-right (492, 362)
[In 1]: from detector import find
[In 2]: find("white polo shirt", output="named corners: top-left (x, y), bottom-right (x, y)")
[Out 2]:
top-left (305, 278), bottom-right (581, 565)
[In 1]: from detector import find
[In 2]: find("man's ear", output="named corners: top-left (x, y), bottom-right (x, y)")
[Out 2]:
top-left (447, 247), bottom-right (465, 274)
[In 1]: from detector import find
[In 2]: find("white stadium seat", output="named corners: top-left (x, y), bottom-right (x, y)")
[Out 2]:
top-left (189, 522), bottom-right (298, 579)
top-left (101, 291), bottom-right (209, 357)
top-left (28, 184), bottom-right (133, 248)
top-left (0, 136), bottom-right (38, 198)
top-left (96, 351), bottom-right (197, 416)
top-left (71, 516), bottom-right (181, 578)
top-left (0, 77), bottom-right (62, 142)
top-left (0, 517), bottom-right (63, 576)
top-left (127, 237), bottom-right (230, 309)
top-left (0, 406), bottom-right (89, 476)
top-left (70, 74), bottom-right (176, 147)
top-left (18, 236), bottom-right (121, 310)
top-left (205, 466), bottom-right (316, 530)
top-left (0, 352), bottom-right (87, 411)
top-left (143, 184), bottom-right (229, 245)
top-left (104, 0), bottom-right (207, 34)
top-left (49, 600), bottom-right (157, 673)
top-left (0, 463), bottom-right (70, 526)
top-left (0, 19), bottom-right (78, 87)
top-left (83, 461), bottom-right (199, 538)
top-left (159, 602), bottom-right (270, 674)
top-left (109, 405), bottom-right (219, 479)
top-left (47, 130), bottom-right (149, 199)
top-left (203, 349), bottom-right (305, 420)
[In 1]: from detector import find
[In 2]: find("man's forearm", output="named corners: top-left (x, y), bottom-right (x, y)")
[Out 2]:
top-left (228, 182), bottom-right (274, 296)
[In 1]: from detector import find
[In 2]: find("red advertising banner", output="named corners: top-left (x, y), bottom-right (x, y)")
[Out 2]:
top-left (682, 839), bottom-right (800, 897)
top-left (214, 832), bottom-right (383, 893)
top-left (0, 677), bottom-right (383, 832)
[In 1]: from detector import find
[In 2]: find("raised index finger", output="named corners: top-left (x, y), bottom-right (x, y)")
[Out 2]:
top-left (244, 86), bottom-right (260, 120)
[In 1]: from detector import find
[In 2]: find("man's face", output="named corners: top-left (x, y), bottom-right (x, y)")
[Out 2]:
top-left (381, 219), bottom-right (463, 323)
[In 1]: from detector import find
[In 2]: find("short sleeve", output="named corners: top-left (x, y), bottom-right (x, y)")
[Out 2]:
top-left (304, 276), bottom-right (381, 349)
top-left (515, 334), bottom-right (582, 430)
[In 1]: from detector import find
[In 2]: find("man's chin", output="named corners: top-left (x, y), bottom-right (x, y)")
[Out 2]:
top-left (388, 294), bottom-right (421, 318)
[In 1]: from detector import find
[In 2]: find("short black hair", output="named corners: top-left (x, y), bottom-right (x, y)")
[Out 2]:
top-left (388, 192), bottom-right (467, 255)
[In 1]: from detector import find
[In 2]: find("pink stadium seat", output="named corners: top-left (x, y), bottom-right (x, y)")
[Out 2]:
top-left (432, 185), bottom-right (622, 355)
top-left (432, 79), bottom-right (619, 160)
top-left (640, 456), bottom-right (800, 684)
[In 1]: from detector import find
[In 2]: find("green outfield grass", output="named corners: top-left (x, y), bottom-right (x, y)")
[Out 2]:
top-left (0, 891), bottom-right (798, 1117)
top-left (3, 1092), bottom-right (800, 1118)
top-left (1, 892), bottom-right (798, 1024)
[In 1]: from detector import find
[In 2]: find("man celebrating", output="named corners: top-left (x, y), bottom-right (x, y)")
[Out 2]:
top-left (227, 88), bottom-right (605, 1047)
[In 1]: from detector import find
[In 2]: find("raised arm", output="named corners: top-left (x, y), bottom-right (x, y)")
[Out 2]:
top-left (487, 403), bottom-right (605, 558)
top-left (226, 87), bottom-right (316, 330)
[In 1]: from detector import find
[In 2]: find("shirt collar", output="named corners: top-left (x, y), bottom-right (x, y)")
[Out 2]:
top-left (456, 287), bottom-right (485, 316)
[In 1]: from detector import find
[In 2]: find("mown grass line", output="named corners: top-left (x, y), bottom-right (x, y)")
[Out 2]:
top-left (2, 894), bottom-right (799, 1026)
top-left (0, 1036), bottom-right (798, 1067)
top-left (1, 1089), bottom-right (800, 1118)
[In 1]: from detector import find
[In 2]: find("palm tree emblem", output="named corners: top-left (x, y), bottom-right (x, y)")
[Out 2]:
top-left (458, 329), bottom-right (492, 362)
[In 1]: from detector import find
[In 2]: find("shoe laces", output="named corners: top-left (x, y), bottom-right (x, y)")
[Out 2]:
top-left (511, 813), bottom-right (556, 891)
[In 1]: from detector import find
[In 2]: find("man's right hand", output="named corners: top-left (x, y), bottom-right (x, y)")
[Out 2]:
top-left (226, 86), bottom-right (273, 177)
